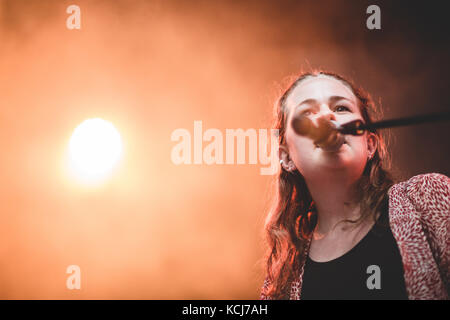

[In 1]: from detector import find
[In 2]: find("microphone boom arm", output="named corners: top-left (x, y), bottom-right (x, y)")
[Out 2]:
top-left (336, 111), bottom-right (450, 136)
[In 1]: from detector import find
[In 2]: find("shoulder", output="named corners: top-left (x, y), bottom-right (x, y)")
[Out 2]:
top-left (405, 173), bottom-right (449, 213)
top-left (388, 172), bottom-right (449, 246)
top-left (404, 172), bottom-right (449, 197)
top-left (388, 173), bottom-right (449, 290)
top-left (388, 172), bottom-right (449, 232)
top-left (389, 173), bottom-right (449, 209)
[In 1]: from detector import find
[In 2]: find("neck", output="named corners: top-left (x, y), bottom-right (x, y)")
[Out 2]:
top-left (305, 170), bottom-right (363, 235)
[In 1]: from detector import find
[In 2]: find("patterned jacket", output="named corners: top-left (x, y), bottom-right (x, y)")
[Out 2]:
top-left (260, 173), bottom-right (449, 300)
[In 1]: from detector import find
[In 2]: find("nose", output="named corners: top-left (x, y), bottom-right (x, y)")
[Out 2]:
top-left (322, 112), bottom-right (336, 122)
top-left (311, 105), bottom-right (336, 127)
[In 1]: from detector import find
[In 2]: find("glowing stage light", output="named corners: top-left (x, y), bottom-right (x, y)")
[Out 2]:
top-left (68, 118), bottom-right (123, 184)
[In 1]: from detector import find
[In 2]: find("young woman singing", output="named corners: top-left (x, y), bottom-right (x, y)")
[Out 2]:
top-left (260, 70), bottom-right (449, 300)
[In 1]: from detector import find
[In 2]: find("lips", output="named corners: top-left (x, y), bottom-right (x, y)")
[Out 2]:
top-left (322, 144), bottom-right (345, 153)
top-left (321, 140), bottom-right (348, 153)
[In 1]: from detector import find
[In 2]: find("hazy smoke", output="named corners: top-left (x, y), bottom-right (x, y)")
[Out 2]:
top-left (0, 0), bottom-right (448, 298)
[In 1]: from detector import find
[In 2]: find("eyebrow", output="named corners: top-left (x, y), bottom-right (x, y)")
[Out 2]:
top-left (295, 95), bottom-right (354, 109)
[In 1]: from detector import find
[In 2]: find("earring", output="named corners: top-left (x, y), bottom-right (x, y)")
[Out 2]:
top-left (280, 160), bottom-right (284, 164)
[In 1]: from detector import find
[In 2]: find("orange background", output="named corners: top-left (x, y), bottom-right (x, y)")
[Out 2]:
top-left (0, 0), bottom-right (448, 299)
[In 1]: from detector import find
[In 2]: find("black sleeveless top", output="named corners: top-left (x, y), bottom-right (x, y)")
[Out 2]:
top-left (300, 201), bottom-right (408, 300)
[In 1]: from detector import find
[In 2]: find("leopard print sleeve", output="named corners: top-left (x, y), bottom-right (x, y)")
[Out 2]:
top-left (405, 173), bottom-right (450, 295)
top-left (260, 277), bottom-right (273, 300)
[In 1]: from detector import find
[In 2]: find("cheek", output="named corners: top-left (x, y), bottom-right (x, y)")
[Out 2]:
top-left (347, 136), bottom-right (368, 157)
top-left (285, 128), bottom-right (317, 167)
top-left (286, 127), bottom-right (315, 152)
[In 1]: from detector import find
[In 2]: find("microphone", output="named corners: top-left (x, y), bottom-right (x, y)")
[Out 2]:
top-left (291, 113), bottom-right (345, 152)
top-left (291, 110), bottom-right (450, 151)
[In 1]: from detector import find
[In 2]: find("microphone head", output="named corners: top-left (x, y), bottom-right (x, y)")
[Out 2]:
top-left (291, 113), bottom-right (313, 136)
top-left (313, 116), bottom-right (341, 146)
top-left (291, 113), bottom-right (345, 152)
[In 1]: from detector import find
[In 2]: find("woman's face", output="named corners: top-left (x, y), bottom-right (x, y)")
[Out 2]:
top-left (281, 75), bottom-right (376, 180)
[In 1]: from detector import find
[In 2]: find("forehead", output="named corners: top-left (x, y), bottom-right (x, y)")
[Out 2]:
top-left (285, 75), bottom-right (358, 112)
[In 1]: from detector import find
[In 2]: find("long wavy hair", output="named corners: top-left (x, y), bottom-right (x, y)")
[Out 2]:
top-left (262, 70), bottom-right (398, 299)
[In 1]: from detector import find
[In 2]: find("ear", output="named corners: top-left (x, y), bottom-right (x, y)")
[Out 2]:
top-left (366, 132), bottom-right (378, 159)
top-left (278, 145), bottom-right (296, 172)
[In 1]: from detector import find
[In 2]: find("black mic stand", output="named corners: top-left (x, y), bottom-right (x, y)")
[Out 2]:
top-left (336, 111), bottom-right (450, 136)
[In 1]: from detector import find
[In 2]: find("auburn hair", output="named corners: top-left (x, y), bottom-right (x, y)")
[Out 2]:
top-left (262, 70), bottom-right (398, 299)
